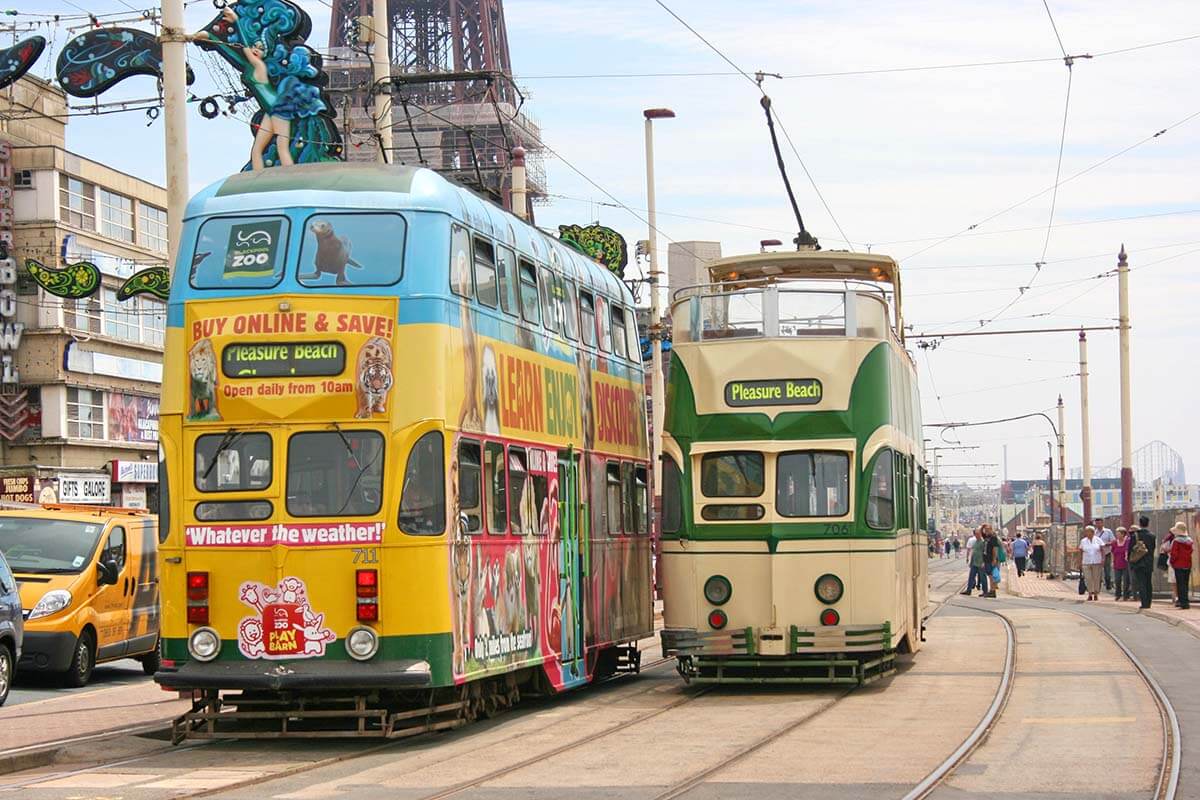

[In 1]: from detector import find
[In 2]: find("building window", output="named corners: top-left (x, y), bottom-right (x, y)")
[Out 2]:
top-left (67, 388), bottom-right (105, 439)
top-left (59, 176), bottom-right (95, 230)
top-left (64, 295), bottom-right (101, 334)
top-left (98, 189), bottom-right (134, 243)
top-left (138, 204), bottom-right (168, 253)
top-left (102, 288), bottom-right (138, 341)
top-left (14, 170), bottom-right (32, 189)
top-left (144, 298), bottom-right (165, 346)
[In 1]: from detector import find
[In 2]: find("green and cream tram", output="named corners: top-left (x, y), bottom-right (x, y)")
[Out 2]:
top-left (659, 250), bottom-right (927, 684)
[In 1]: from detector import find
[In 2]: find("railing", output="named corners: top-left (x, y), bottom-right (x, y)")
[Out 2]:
top-left (670, 283), bottom-right (893, 344)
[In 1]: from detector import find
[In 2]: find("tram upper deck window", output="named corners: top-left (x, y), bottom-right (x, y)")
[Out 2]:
top-left (559, 276), bottom-right (579, 341)
top-left (286, 431), bottom-right (383, 517)
top-left (194, 432), bottom-right (272, 492)
top-left (777, 290), bottom-right (845, 336)
top-left (625, 307), bottom-right (641, 363)
top-left (855, 293), bottom-right (889, 338)
top-left (299, 213), bottom-right (404, 287)
top-left (776, 451), bottom-right (849, 517)
top-left (596, 295), bottom-right (612, 352)
top-left (866, 449), bottom-right (895, 530)
top-left (399, 431), bottom-right (445, 535)
top-left (191, 216), bottom-right (289, 289)
top-left (496, 245), bottom-right (518, 315)
top-left (456, 439), bottom-right (483, 534)
top-left (611, 306), bottom-right (628, 359)
top-left (700, 452), bottom-right (764, 498)
top-left (538, 266), bottom-right (559, 333)
top-left (473, 237), bottom-right (498, 308)
top-left (450, 224), bottom-right (472, 298)
top-left (518, 259), bottom-right (539, 325)
top-left (579, 291), bottom-right (596, 348)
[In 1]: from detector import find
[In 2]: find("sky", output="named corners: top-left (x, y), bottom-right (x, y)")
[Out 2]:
top-left (26, 0), bottom-right (1200, 483)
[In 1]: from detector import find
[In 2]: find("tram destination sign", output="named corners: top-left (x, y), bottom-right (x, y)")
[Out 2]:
top-left (725, 378), bottom-right (823, 407)
top-left (222, 341), bottom-right (346, 379)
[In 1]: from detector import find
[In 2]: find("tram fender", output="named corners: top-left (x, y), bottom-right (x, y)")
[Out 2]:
top-left (155, 658), bottom-right (433, 692)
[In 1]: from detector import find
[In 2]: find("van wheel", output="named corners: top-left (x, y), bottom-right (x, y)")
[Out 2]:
top-left (0, 643), bottom-right (12, 706)
top-left (64, 630), bottom-right (95, 688)
top-left (140, 645), bottom-right (161, 676)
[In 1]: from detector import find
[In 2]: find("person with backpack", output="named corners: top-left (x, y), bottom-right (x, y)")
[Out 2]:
top-left (1129, 516), bottom-right (1157, 609)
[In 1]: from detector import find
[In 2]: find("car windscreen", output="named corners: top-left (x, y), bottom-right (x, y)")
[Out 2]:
top-left (0, 517), bottom-right (104, 573)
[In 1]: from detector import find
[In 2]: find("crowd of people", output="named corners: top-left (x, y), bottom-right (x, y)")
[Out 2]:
top-left (941, 515), bottom-right (1195, 609)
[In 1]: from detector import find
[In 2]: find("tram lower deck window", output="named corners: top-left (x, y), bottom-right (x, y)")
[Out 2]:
top-left (701, 505), bottom-right (765, 521)
top-left (194, 432), bottom-right (272, 492)
top-left (776, 451), bottom-right (849, 517)
top-left (700, 451), bottom-right (764, 498)
top-left (286, 431), bottom-right (383, 517)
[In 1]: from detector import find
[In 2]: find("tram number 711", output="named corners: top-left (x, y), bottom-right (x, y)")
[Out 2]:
top-left (352, 548), bottom-right (380, 564)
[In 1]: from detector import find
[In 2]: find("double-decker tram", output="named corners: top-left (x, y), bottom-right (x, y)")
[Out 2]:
top-left (155, 163), bottom-right (653, 738)
top-left (659, 250), bottom-right (927, 685)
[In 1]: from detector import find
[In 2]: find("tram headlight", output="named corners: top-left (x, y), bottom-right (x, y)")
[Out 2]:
top-left (703, 575), bottom-right (732, 606)
top-left (814, 574), bottom-right (844, 605)
top-left (188, 627), bottom-right (221, 662)
top-left (346, 626), bottom-right (379, 661)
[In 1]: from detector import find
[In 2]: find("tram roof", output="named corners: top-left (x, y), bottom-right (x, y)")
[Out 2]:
top-left (186, 163), bottom-right (632, 303)
top-left (706, 251), bottom-right (900, 287)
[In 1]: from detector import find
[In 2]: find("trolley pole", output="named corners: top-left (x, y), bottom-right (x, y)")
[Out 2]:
top-left (1078, 331), bottom-right (1092, 521)
top-left (1117, 245), bottom-right (1134, 528)
top-left (371, 0), bottom-right (393, 162)
top-left (643, 107), bottom-right (674, 594)
top-left (159, 0), bottom-right (189, 265)
top-left (1056, 395), bottom-right (1066, 526)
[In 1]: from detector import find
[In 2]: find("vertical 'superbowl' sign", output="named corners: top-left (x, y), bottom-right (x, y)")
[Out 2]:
top-left (0, 143), bottom-right (20, 384)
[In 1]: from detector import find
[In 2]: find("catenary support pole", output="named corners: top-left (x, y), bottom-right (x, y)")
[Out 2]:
top-left (1117, 246), bottom-right (1133, 528)
top-left (1079, 331), bottom-right (1092, 521)
top-left (1057, 395), bottom-right (1066, 525)
top-left (371, 0), bottom-right (393, 162)
top-left (160, 0), bottom-right (189, 266)
top-left (510, 146), bottom-right (527, 220)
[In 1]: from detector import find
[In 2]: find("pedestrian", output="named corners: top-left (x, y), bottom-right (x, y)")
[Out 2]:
top-left (944, 538), bottom-right (952, 559)
top-left (1129, 516), bottom-right (1157, 609)
top-left (1031, 530), bottom-right (1046, 576)
top-left (982, 525), bottom-right (999, 597)
top-left (1167, 522), bottom-right (1193, 610)
top-left (962, 527), bottom-right (990, 596)
top-left (1112, 526), bottom-right (1132, 600)
top-left (1094, 517), bottom-right (1116, 591)
top-left (1011, 532), bottom-right (1029, 577)
top-left (953, 537), bottom-right (961, 558)
top-left (1079, 525), bottom-right (1104, 601)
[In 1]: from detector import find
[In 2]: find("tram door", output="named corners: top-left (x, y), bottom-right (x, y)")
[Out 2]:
top-left (558, 450), bottom-right (586, 684)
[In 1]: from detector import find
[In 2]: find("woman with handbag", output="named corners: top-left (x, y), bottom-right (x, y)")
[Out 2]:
top-left (1079, 526), bottom-right (1105, 601)
top-left (1112, 527), bottom-right (1133, 600)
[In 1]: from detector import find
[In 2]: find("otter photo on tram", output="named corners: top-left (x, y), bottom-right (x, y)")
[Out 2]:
top-left (659, 250), bottom-right (928, 684)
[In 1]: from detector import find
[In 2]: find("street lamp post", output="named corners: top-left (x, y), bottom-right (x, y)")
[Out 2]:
top-left (644, 107), bottom-right (674, 595)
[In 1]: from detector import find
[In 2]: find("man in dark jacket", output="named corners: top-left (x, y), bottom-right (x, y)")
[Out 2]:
top-left (981, 525), bottom-right (999, 598)
top-left (1129, 515), bottom-right (1157, 609)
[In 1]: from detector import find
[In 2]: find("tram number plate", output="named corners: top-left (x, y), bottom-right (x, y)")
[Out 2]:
top-left (823, 524), bottom-right (849, 535)
top-left (352, 548), bottom-right (379, 564)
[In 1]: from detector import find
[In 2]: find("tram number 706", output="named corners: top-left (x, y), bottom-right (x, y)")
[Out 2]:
top-left (823, 524), bottom-right (850, 535)
top-left (352, 548), bottom-right (380, 564)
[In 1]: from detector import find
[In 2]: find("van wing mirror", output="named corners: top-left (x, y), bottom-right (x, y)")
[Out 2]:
top-left (97, 560), bottom-right (119, 585)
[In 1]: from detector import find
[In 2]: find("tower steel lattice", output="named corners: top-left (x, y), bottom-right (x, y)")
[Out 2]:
top-left (327, 0), bottom-right (545, 210)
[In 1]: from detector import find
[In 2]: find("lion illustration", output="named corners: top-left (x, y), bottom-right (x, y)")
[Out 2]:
top-left (354, 336), bottom-right (393, 418)
top-left (188, 339), bottom-right (220, 420)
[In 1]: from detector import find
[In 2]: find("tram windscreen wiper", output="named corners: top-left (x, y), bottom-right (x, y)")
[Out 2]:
top-left (329, 422), bottom-right (361, 471)
top-left (201, 428), bottom-right (242, 481)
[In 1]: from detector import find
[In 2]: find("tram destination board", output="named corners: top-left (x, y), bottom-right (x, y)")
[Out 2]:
top-left (222, 341), bottom-right (346, 378)
top-left (725, 378), bottom-right (823, 407)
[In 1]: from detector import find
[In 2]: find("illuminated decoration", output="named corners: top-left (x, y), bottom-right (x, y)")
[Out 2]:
top-left (0, 35), bottom-right (46, 92)
top-left (195, 0), bottom-right (342, 170)
top-left (56, 27), bottom-right (194, 98)
top-left (558, 224), bottom-right (629, 277)
top-left (24, 258), bottom-right (102, 299)
top-left (117, 266), bottom-right (171, 301)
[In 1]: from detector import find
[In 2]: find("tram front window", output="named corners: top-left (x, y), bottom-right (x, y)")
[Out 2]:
top-left (700, 452), bottom-right (764, 497)
top-left (286, 431), bottom-right (384, 517)
top-left (776, 451), bottom-right (849, 517)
